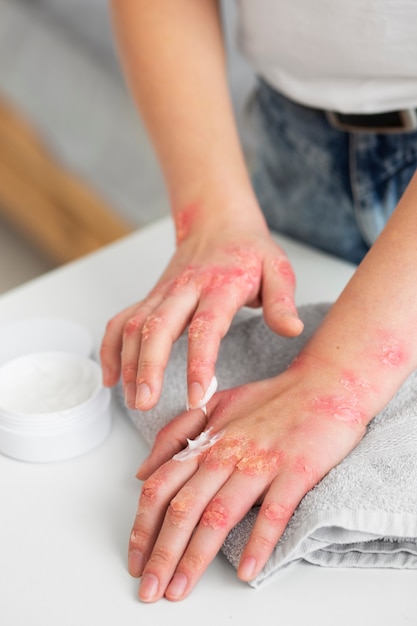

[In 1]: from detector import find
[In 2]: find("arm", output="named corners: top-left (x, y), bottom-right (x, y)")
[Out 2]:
top-left (100, 0), bottom-right (303, 410)
top-left (129, 171), bottom-right (417, 601)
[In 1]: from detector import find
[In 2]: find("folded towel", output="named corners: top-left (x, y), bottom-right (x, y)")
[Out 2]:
top-left (119, 303), bottom-right (417, 588)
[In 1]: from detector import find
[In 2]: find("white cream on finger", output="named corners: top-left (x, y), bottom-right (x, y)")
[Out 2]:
top-left (172, 427), bottom-right (224, 462)
top-left (186, 375), bottom-right (218, 412)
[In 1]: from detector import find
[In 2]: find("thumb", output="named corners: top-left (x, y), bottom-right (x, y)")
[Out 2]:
top-left (136, 408), bottom-right (208, 480)
top-left (261, 254), bottom-right (304, 337)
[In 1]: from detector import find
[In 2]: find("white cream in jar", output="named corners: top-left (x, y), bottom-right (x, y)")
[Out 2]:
top-left (0, 352), bottom-right (101, 414)
top-left (0, 351), bottom-right (111, 462)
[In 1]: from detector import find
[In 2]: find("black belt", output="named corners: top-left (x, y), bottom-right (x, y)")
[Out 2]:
top-left (326, 109), bottom-right (417, 134)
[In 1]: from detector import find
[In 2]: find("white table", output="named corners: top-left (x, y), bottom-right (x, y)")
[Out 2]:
top-left (1, 218), bottom-right (415, 625)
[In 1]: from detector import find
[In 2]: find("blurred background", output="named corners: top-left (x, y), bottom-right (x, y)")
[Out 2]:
top-left (0, 0), bottom-right (254, 294)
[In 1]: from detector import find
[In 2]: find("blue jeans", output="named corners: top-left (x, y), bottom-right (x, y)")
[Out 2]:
top-left (249, 80), bottom-right (417, 265)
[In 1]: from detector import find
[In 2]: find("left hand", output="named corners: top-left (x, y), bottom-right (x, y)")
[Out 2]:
top-left (128, 358), bottom-right (370, 602)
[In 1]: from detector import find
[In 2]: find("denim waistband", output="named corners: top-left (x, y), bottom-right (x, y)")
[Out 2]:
top-left (248, 80), bottom-right (417, 264)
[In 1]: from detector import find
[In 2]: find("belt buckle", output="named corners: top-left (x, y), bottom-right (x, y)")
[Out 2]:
top-left (326, 109), bottom-right (417, 133)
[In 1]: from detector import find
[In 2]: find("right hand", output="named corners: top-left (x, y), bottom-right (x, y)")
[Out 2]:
top-left (128, 355), bottom-right (370, 602)
top-left (100, 210), bottom-right (303, 411)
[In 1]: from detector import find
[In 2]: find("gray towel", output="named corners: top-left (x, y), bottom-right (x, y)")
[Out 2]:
top-left (119, 303), bottom-right (417, 588)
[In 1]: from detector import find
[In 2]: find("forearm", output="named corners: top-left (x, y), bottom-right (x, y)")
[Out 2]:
top-left (298, 170), bottom-right (417, 419)
top-left (110, 0), bottom-right (260, 229)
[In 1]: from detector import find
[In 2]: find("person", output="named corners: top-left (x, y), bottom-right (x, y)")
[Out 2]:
top-left (100, 0), bottom-right (417, 603)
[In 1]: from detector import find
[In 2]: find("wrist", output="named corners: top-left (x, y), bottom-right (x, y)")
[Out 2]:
top-left (172, 187), bottom-right (269, 245)
top-left (290, 352), bottom-right (377, 422)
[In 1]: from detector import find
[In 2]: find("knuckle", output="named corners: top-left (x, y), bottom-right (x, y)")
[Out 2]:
top-left (168, 267), bottom-right (196, 295)
top-left (140, 474), bottom-right (165, 505)
top-left (262, 501), bottom-right (292, 525)
top-left (252, 532), bottom-right (276, 552)
top-left (274, 258), bottom-right (296, 284)
top-left (188, 312), bottom-right (215, 341)
top-left (187, 356), bottom-right (215, 376)
top-left (292, 456), bottom-right (321, 488)
top-left (98, 340), bottom-right (112, 361)
top-left (201, 497), bottom-right (230, 531)
top-left (123, 316), bottom-right (143, 338)
top-left (168, 486), bottom-right (198, 529)
top-left (148, 545), bottom-right (175, 568)
top-left (137, 360), bottom-right (165, 381)
top-left (180, 549), bottom-right (208, 574)
top-left (154, 423), bottom-right (170, 445)
top-left (121, 364), bottom-right (137, 384)
top-left (129, 524), bottom-right (151, 552)
top-left (141, 314), bottom-right (164, 341)
top-left (168, 501), bottom-right (192, 529)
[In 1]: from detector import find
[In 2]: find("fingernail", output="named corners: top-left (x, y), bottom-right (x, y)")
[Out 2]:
top-left (135, 382), bottom-right (151, 408)
top-left (128, 549), bottom-right (144, 577)
top-left (282, 314), bottom-right (304, 334)
top-left (187, 376), bottom-right (218, 410)
top-left (124, 382), bottom-right (137, 408)
top-left (239, 556), bottom-right (257, 581)
top-left (187, 382), bottom-right (204, 409)
top-left (166, 572), bottom-right (188, 600)
top-left (139, 573), bottom-right (159, 602)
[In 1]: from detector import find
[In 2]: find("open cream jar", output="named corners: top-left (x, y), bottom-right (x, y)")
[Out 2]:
top-left (0, 318), bottom-right (111, 462)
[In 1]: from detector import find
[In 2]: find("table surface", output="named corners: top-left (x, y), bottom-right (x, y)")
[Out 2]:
top-left (1, 218), bottom-right (416, 626)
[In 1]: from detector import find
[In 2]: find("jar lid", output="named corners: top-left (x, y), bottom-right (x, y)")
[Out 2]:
top-left (0, 318), bottom-right (111, 463)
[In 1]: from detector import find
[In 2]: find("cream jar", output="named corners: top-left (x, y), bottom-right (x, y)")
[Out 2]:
top-left (0, 318), bottom-right (111, 462)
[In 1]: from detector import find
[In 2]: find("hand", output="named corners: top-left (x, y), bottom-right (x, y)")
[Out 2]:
top-left (128, 356), bottom-right (370, 602)
top-left (100, 213), bottom-right (303, 411)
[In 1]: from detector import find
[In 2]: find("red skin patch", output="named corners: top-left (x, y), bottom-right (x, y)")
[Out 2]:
top-left (199, 266), bottom-right (250, 294)
top-left (174, 204), bottom-right (198, 244)
top-left (140, 465), bottom-right (170, 506)
top-left (263, 502), bottom-right (291, 523)
top-left (228, 247), bottom-right (262, 279)
top-left (203, 435), bottom-right (254, 471)
top-left (292, 457), bottom-right (319, 484)
top-left (203, 435), bottom-right (283, 476)
top-left (340, 372), bottom-right (371, 393)
top-left (201, 497), bottom-right (230, 530)
top-left (168, 266), bottom-right (196, 295)
top-left (270, 257), bottom-right (296, 287)
top-left (141, 314), bottom-right (164, 341)
top-left (188, 356), bottom-right (216, 376)
top-left (130, 528), bottom-right (143, 548)
top-left (377, 332), bottom-right (406, 368)
top-left (169, 486), bottom-right (198, 528)
top-left (236, 450), bottom-right (283, 476)
top-left (188, 312), bottom-right (216, 341)
top-left (198, 248), bottom-right (261, 297)
top-left (312, 394), bottom-right (365, 425)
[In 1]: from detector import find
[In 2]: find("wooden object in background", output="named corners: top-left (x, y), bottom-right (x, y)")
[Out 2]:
top-left (0, 97), bottom-right (132, 264)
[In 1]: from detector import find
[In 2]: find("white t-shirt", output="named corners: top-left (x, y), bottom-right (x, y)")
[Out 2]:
top-left (236, 0), bottom-right (417, 113)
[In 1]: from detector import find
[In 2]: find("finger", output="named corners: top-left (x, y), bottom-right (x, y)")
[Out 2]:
top-left (237, 457), bottom-right (320, 582)
top-left (137, 450), bottom-right (240, 603)
top-left (120, 295), bottom-right (167, 408)
top-left (136, 407), bottom-right (209, 480)
top-left (186, 274), bottom-right (257, 409)
top-left (99, 303), bottom-right (138, 387)
top-left (164, 467), bottom-right (269, 601)
top-left (262, 254), bottom-right (304, 337)
top-left (129, 458), bottom-right (199, 580)
top-left (134, 287), bottom-right (200, 410)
